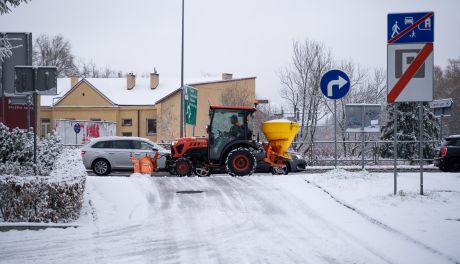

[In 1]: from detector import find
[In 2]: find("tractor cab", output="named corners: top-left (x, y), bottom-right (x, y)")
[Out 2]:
top-left (208, 106), bottom-right (256, 161)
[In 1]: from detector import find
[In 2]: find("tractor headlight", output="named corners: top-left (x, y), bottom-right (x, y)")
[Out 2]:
top-left (171, 140), bottom-right (178, 146)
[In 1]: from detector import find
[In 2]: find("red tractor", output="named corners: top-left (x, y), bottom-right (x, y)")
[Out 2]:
top-left (166, 106), bottom-right (260, 176)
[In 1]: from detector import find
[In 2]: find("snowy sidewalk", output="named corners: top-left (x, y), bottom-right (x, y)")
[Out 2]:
top-left (304, 170), bottom-right (460, 262)
top-left (0, 173), bottom-right (459, 263)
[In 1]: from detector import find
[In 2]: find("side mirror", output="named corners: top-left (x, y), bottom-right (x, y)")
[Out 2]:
top-left (206, 125), bottom-right (209, 134)
top-left (152, 148), bottom-right (158, 152)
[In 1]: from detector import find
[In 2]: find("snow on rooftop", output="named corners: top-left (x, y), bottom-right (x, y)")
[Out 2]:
top-left (40, 75), bottom-right (253, 107)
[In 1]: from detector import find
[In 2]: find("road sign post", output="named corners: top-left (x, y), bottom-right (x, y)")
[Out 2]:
top-left (320, 69), bottom-right (350, 168)
top-left (346, 104), bottom-right (382, 170)
top-left (388, 11), bottom-right (434, 196)
top-left (14, 66), bottom-right (57, 174)
top-left (430, 99), bottom-right (453, 141)
top-left (73, 122), bottom-right (81, 145)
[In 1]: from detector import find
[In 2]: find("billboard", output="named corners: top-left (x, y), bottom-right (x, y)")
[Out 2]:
top-left (346, 104), bottom-right (382, 133)
top-left (1, 32), bottom-right (33, 129)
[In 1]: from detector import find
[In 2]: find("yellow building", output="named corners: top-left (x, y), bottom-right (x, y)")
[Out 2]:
top-left (39, 73), bottom-right (256, 143)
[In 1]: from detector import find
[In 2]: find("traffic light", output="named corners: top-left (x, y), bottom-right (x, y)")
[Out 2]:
top-left (14, 66), bottom-right (34, 94)
top-left (14, 66), bottom-right (57, 95)
top-left (36, 67), bottom-right (57, 94)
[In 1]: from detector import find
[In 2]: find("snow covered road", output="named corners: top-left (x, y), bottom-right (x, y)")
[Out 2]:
top-left (1, 173), bottom-right (458, 264)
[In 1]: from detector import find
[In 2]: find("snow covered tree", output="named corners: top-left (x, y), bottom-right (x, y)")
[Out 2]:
top-left (0, 0), bottom-right (29, 14)
top-left (0, 123), bottom-right (12, 162)
top-left (37, 133), bottom-right (63, 175)
top-left (380, 102), bottom-right (439, 163)
top-left (0, 35), bottom-right (13, 63)
top-left (7, 127), bottom-right (33, 166)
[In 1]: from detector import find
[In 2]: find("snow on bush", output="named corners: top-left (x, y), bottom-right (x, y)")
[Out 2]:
top-left (0, 123), bottom-right (63, 176)
top-left (0, 148), bottom-right (87, 223)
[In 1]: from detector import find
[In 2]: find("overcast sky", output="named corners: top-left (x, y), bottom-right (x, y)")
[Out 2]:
top-left (1, 0), bottom-right (459, 106)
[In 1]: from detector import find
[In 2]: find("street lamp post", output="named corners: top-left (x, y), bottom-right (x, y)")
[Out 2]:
top-left (179, 0), bottom-right (185, 138)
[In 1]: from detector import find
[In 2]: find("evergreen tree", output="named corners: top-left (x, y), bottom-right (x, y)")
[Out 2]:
top-left (380, 102), bottom-right (439, 163)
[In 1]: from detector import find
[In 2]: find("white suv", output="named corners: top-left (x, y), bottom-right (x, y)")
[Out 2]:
top-left (81, 136), bottom-right (170, 175)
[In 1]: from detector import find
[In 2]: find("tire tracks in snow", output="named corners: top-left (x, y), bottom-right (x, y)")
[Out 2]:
top-left (304, 178), bottom-right (460, 264)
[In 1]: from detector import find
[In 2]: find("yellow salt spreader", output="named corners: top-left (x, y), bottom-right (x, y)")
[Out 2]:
top-left (261, 119), bottom-right (299, 174)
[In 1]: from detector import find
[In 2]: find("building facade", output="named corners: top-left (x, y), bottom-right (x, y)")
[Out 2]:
top-left (39, 73), bottom-right (256, 143)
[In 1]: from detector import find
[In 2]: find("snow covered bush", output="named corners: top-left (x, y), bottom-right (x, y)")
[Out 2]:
top-left (0, 148), bottom-right (86, 223)
top-left (0, 123), bottom-right (63, 176)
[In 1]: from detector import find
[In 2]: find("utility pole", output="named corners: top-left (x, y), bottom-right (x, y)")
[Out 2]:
top-left (179, 0), bottom-right (185, 138)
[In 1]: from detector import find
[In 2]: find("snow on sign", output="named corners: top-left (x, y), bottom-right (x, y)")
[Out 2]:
top-left (387, 43), bottom-right (433, 102)
top-left (388, 12), bottom-right (434, 44)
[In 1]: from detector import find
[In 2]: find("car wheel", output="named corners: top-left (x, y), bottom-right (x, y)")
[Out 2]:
top-left (439, 164), bottom-right (448, 172)
top-left (447, 158), bottom-right (460, 172)
top-left (226, 147), bottom-right (256, 176)
top-left (92, 159), bottom-right (111, 176)
top-left (194, 167), bottom-right (211, 177)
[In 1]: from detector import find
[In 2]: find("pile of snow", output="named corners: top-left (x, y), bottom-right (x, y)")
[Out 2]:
top-left (0, 148), bottom-right (87, 223)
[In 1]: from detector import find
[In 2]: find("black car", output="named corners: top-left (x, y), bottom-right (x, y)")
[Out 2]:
top-left (255, 151), bottom-right (307, 174)
top-left (434, 135), bottom-right (460, 172)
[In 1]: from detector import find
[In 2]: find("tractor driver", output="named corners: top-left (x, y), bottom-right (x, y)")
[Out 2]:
top-left (229, 115), bottom-right (244, 139)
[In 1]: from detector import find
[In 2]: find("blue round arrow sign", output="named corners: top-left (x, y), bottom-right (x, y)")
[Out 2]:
top-left (320, 69), bottom-right (350, 100)
top-left (73, 123), bottom-right (81, 134)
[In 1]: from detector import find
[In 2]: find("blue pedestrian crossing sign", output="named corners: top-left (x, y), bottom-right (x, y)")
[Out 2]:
top-left (388, 12), bottom-right (434, 44)
top-left (320, 70), bottom-right (350, 100)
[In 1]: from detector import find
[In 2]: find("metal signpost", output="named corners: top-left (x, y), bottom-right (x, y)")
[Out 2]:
top-left (320, 69), bottom-right (351, 168)
top-left (387, 11), bottom-right (434, 195)
top-left (73, 122), bottom-right (81, 144)
top-left (429, 98), bottom-right (453, 141)
top-left (14, 66), bottom-right (57, 174)
top-left (346, 104), bottom-right (382, 170)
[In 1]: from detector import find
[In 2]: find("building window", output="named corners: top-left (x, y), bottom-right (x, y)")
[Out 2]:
top-left (40, 118), bottom-right (51, 137)
top-left (122, 118), bottom-right (132, 126)
top-left (147, 119), bottom-right (157, 135)
top-left (90, 118), bottom-right (101, 122)
top-left (122, 132), bottom-right (132, 137)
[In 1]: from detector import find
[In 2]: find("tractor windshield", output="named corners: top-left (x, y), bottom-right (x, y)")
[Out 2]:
top-left (209, 109), bottom-right (254, 161)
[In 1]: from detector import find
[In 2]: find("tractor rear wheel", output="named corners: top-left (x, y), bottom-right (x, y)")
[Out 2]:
top-left (174, 158), bottom-right (193, 176)
top-left (225, 147), bottom-right (256, 176)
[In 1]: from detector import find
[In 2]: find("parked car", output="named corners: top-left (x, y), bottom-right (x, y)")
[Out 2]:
top-left (434, 135), bottom-right (460, 172)
top-left (81, 136), bottom-right (171, 175)
top-left (255, 150), bottom-right (307, 174)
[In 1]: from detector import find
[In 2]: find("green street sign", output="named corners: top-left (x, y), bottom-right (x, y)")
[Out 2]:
top-left (184, 85), bottom-right (198, 125)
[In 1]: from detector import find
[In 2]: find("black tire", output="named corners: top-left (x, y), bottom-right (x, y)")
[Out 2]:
top-left (270, 164), bottom-right (288, 175)
top-left (439, 164), bottom-right (448, 172)
top-left (194, 167), bottom-right (211, 177)
top-left (225, 147), bottom-right (256, 176)
top-left (283, 162), bottom-right (290, 175)
top-left (447, 158), bottom-right (460, 172)
top-left (92, 158), bottom-right (111, 176)
top-left (174, 158), bottom-right (193, 176)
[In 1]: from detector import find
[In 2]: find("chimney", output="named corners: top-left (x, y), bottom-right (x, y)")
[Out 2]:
top-left (127, 73), bottom-right (136, 90)
top-left (222, 73), bottom-right (233, 80)
top-left (70, 75), bottom-right (79, 87)
top-left (150, 71), bottom-right (159, 89)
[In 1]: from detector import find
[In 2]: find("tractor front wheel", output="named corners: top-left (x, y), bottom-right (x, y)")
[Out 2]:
top-left (174, 158), bottom-right (193, 176)
top-left (225, 147), bottom-right (256, 176)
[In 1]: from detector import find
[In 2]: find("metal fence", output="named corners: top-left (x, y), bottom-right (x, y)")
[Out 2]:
top-left (291, 140), bottom-right (440, 166)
